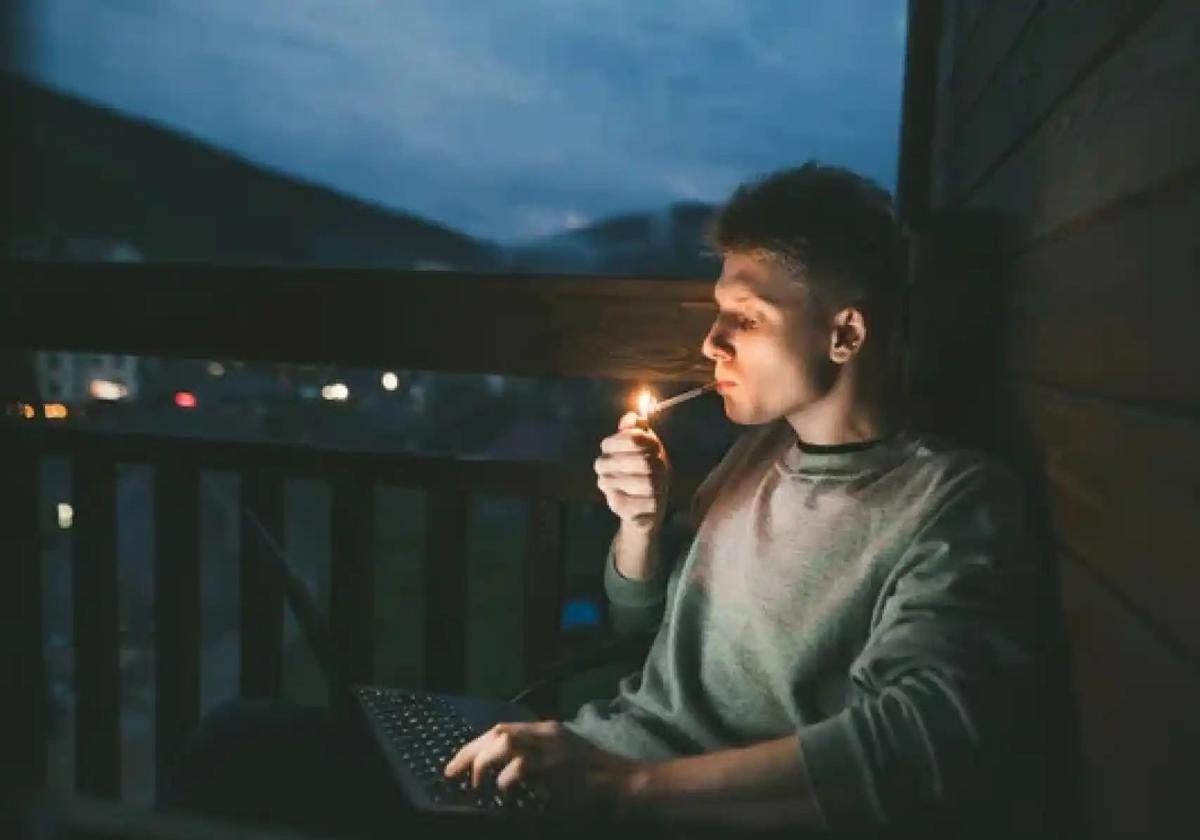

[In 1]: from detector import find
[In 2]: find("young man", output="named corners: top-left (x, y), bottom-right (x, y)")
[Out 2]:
top-left (443, 163), bottom-right (1055, 835)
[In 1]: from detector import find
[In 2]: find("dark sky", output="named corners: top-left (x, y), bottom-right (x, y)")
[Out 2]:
top-left (8, 0), bottom-right (908, 243)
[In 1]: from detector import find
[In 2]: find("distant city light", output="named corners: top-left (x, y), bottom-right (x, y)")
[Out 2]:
top-left (321, 382), bottom-right (350, 401)
top-left (89, 379), bottom-right (128, 401)
top-left (12, 402), bottom-right (36, 420)
top-left (57, 503), bottom-right (73, 529)
top-left (381, 372), bottom-right (399, 391)
top-left (207, 361), bottom-right (226, 376)
top-left (174, 391), bottom-right (198, 409)
top-left (44, 403), bottom-right (69, 419)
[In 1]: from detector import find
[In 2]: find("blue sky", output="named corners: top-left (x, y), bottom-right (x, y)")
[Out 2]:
top-left (8, 0), bottom-right (908, 243)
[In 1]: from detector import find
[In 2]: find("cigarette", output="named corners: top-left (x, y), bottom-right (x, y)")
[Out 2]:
top-left (649, 381), bottom-right (717, 415)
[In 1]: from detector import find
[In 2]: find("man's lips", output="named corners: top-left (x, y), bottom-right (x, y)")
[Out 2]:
top-left (715, 380), bottom-right (737, 393)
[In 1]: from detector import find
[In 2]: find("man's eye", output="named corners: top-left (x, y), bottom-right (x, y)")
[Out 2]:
top-left (735, 316), bottom-right (758, 330)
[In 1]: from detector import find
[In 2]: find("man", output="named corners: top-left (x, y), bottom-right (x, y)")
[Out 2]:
top-left (443, 163), bottom-right (1054, 835)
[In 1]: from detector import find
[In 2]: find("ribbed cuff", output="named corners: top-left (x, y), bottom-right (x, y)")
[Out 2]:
top-left (603, 540), bottom-right (667, 608)
top-left (797, 712), bottom-right (879, 832)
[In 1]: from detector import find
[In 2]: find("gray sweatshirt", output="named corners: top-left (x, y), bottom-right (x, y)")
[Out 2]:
top-left (565, 421), bottom-right (1052, 834)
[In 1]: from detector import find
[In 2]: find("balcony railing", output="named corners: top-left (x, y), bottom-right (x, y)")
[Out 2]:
top-left (2, 261), bottom-right (715, 817)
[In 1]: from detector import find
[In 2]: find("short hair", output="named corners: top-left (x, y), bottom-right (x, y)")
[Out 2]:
top-left (706, 162), bottom-right (904, 343)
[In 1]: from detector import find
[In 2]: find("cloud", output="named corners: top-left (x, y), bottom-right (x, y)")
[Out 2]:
top-left (11, 0), bottom-right (907, 242)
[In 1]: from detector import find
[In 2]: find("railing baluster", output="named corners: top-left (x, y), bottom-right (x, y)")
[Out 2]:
top-left (330, 472), bottom-right (375, 686)
top-left (239, 469), bottom-right (284, 699)
top-left (424, 492), bottom-right (468, 692)
top-left (153, 461), bottom-right (200, 796)
top-left (523, 499), bottom-right (567, 716)
top-left (72, 454), bottom-right (121, 798)
top-left (1, 446), bottom-right (46, 792)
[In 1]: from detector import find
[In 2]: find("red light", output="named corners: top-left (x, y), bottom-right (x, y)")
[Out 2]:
top-left (174, 391), bottom-right (197, 409)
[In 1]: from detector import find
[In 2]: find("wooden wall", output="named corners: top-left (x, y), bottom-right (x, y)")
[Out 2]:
top-left (923, 1), bottom-right (1200, 837)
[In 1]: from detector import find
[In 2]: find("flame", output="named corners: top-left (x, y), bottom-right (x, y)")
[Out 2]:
top-left (635, 389), bottom-right (657, 420)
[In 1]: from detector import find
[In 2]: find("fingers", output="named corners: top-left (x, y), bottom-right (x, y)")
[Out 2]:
top-left (495, 755), bottom-right (528, 794)
top-left (594, 451), bottom-right (663, 478)
top-left (444, 724), bottom-right (539, 791)
top-left (617, 411), bottom-right (640, 431)
top-left (600, 427), bottom-right (661, 456)
top-left (597, 474), bottom-right (657, 499)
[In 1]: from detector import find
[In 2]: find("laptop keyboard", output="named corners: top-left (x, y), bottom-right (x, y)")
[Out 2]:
top-left (354, 686), bottom-right (548, 813)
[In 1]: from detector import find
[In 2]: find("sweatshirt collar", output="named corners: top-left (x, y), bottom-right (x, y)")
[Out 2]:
top-left (776, 431), bottom-right (912, 480)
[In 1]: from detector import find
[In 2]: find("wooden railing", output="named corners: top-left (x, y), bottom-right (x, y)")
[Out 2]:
top-left (1, 261), bottom-right (714, 808)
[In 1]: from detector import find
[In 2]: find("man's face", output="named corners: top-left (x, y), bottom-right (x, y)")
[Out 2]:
top-left (702, 252), bottom-right (833, 425)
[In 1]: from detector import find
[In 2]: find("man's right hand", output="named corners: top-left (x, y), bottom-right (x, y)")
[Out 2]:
top-left (595, 411), bottom-right (671, 534)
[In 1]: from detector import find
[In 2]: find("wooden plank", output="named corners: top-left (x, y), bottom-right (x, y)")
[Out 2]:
top-left (1002, 384), bottom-right (1200, 666)
top-left (152, 461), bottom-right (201, 797)
top-left (949, 0), bottom-right (1164, 206)
top-left (966, 0), bottom-right (1198, 247)
top-left (239, 470), bottom-right (285, 699)
top-left (954, 0), bottom-right (991, 43)
top-left (71, 454), bottom-right (121, 798)
top-left (896, 0), bottom-right (945, 223)
top-left (521, 499), bottom-right (567, 717)
top-left (1000, 180), bottom-right (1200, 414)
top-left (329, 472), bottom-right (375, 685)
top-left (0, 446), bottom-right (46, 792)
top-left (423, 492), bottom-right (469, 692)
top-left (948, 0), bottom-right (1040, 122)
top-left (1056, 552), bottom-right (1200, 840)
top-left (11, 425), bottom-right (705, 506)
top-left (0, 262), bottom-right (717, 383)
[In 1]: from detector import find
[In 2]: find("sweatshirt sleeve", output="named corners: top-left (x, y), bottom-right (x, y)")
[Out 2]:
top-left (603, 539), bottom-right (668, 636)
top-left (796, 463), bottom-right (1049, 832)
top-left (603, 514), bottom-right (693, 636)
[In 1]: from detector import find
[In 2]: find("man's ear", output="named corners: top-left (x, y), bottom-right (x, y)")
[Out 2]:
top-left (829, 306), bottom-right (867, 364)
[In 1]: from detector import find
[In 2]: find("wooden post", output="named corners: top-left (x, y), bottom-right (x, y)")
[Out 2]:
top-left (330, 472), bottom-right (376, 686)
top-left (239, 470), bottom-right (285, 699)
top-left (522, 499), bottom-right (567, 717)
top-left (1, 445), bottom-right (46, 793)
top-left (423, 492), bottom-right (468, 692)
top-left (153, 461), bottom-right (201, 796)
top-left (72, 454), bottom-right (121, 798)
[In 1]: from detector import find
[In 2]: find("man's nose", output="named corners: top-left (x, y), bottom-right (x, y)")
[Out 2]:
top-left (701, 323), bottom-right (732, 362)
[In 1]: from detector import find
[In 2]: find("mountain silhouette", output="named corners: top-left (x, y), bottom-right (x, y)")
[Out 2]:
top-left (2, 76), bottom-right (720, 277)
top-left (1, 76), bottom-right (500, 269)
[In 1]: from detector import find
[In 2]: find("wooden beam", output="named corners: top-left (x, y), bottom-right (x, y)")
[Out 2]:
top-left (153, 461), bottom-right (201, 797)
top-left (522, 499), bottom-right (567, 717)
top-left (946, 0), bottom-right (1040, 143)
top-left (1, 445), bottom-right (46, 792)
top-left (1055, 551), bottom-right (1200, 839)
top-left (964, 0), bottom-right (1192, 246)
top-left (12, 425), bottom-right (704, 504)
top-left (423, 492), bottom-right (469, 692)
top-left (239, 470), bottom-right (285, 699)
top-left (896, 0), bottom-right (944, 224)
top-left (71, 454), bottom-right (121, 798)
top-left (0, 262), bottom-right (716, 383)
top-left (1002, 383), bottom-right (1200, 667)
top-left (329, 472), bottom-right (376, 686)
top-left (1000, 178), bottom-right (1200, 415)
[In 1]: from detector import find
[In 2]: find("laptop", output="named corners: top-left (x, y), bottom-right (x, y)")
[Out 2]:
top-left (252, 513), bottom-right (546, 815)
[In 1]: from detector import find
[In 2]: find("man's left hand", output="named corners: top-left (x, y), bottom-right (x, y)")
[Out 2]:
top-left (443, 720), bottom-right (641, 813)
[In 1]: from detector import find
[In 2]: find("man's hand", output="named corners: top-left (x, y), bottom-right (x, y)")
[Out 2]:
top-left (443, 720), bottom-right (641, 814)
top-left (595, 411), bottom-right (671, 533)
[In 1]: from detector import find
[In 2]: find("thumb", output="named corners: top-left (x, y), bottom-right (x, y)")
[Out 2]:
top-left (617, 411), bottom-right (641, 431)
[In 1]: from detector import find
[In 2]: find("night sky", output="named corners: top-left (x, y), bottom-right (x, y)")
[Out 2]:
top-left (7, 0), bottom-right (907, 242)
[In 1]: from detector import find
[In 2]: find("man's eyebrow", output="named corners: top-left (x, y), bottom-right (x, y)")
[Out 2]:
top-left (714, 286), bottom-right (779, 309)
